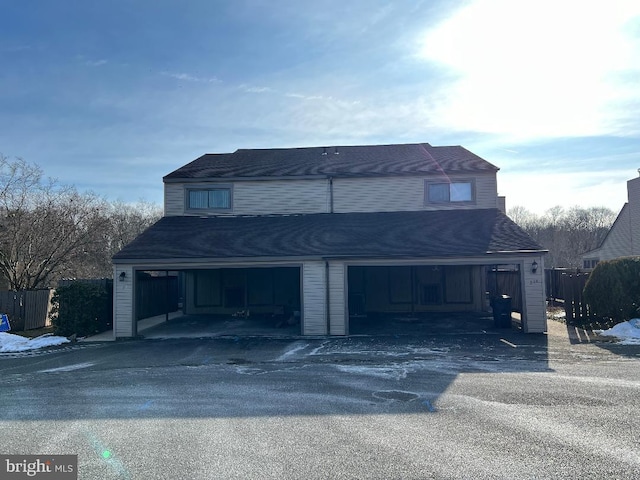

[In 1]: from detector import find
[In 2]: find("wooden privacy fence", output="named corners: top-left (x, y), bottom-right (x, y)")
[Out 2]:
top-left (0, 289), bottom-right (54, 331)
top-left (488, 270), bottom-right (522, 312)
top-left (545, 268), bottom-right (574, 303)
top-left (136, 275), bottom-right (179, 320)
top-left (562, 272), bottom-right (593, 323)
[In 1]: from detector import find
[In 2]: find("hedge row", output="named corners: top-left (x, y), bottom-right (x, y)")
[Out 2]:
top-left (583, 257), bottom-right (640, 325)
top-left (49, 282), bottom-right (112, 337)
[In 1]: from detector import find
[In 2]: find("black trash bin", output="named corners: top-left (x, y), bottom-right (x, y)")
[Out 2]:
top-left (492, 295), bottom-right (512, 328)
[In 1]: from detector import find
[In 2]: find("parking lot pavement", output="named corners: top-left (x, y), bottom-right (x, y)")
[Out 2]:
top-left (1, 321), bottom-right (639, 479)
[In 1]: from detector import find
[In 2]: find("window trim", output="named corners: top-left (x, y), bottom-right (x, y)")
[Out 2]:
top-left (424, 179), bottom-right (476, 205)
top-left (185, 184), bottom-right (233, 212)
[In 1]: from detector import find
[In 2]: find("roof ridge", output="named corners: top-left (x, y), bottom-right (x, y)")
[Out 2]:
top-left (234, 142), bottom-right (434, 152)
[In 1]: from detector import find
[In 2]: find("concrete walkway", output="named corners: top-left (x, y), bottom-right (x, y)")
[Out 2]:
top-left (82, 311), bottom-right (532, 342)
top-left (80, 311), bottom-right (183, 342)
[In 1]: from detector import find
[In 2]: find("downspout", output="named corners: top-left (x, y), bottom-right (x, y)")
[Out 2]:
top-left (325, 259), bottom-right (331, 335)
top-left (328, 176), bottom-right (334, 213)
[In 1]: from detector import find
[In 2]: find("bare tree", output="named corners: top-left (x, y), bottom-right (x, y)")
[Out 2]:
top-left (79, 200), bottom-right (162, 277)
top-left (508, 205), bottom-right (617, 268)
top-left (0, 156), bottom-right (111, 289)
top-left (107, 200), bottom-right (162, 255)
top-left (0, 155), bottom-right (164, 288)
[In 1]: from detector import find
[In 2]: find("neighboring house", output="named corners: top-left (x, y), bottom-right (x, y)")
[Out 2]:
top-left (582, 173), bottom-right (640, 269)
top-left (112, 143), bottom-right (547, 337)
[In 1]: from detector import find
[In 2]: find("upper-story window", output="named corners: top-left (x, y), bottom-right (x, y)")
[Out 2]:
top-left (425, 180), bottom-right (474, 204)
top-left (187, 186), bottom-right (232, 211)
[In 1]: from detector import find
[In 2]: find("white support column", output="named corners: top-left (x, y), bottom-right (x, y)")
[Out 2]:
top-left (113, 265), bottom-right (135, 338)
top-left (522, 255), bottom-right (547, 333)
top-left (301, 262), bottom-right (327, 335)
top-left (329, 262), bottom-right (347, 335)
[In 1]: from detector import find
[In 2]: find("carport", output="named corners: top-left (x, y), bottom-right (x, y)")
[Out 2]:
top-left (128, 266), bottom-right (302, 337)
top-left (113, 210), bottom-right (547, 338)
top-left (346, 262), bottom-right (523, 335)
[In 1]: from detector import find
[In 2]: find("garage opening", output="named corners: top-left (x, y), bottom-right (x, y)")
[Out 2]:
top-left (347, 265), bottom-right (519, 334)
top-left (136, 267), bottom-right (302, 337)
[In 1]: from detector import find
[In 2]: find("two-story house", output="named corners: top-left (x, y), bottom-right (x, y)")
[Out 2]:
top-left (112, 142), bottom-right (547, 337)
top-left (582, 172), bottom-right (640, 268)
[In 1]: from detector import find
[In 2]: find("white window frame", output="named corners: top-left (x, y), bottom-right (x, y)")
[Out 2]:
top-left (185, 184), bottom-right (233, 212)
top-left (425, 179), bottom-right (475, 205)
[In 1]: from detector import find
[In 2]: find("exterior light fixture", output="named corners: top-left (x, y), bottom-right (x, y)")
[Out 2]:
top-left (119, 271), bottom-right (126, 282)
top-left (531, 261), bottom-right (538, 274)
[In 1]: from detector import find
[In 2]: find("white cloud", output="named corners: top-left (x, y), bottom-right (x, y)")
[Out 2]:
top-left (241, 85), bottom-right (273, 93)
top-left (285, 92), bottom-right (326, 100)
top-left (417, 0), bottom-right (640, 140)
top-left (161, 71), bottom-right (220, 83)
top-left (85, 59), bottom-right (107, 67)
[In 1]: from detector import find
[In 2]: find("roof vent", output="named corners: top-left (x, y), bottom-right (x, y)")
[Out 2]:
top-left (334, 147), bottom-right (339, 155)
top-left (322, 147), bottom-right (328, 156)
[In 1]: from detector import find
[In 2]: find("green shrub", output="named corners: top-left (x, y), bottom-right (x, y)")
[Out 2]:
top-left (583, 257), bottom-right (640, 325)
top-left (50, 282), bottom-right (112, 337)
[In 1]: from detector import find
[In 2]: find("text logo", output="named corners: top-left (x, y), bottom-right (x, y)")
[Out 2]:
top-left (0, 455), bottom-right (77, 479)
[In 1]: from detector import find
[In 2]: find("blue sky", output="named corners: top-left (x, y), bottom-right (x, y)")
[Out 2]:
top-left (1, 0), bottom-right (639, 214)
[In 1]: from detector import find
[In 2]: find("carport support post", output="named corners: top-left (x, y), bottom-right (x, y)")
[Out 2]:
top-left (325, 260), bottom-right (330, 335)
top-left (165, 270), bottom-right (170, 323)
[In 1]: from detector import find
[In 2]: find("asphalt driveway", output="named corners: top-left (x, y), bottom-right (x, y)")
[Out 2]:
top-left (1, 321), bottom-right (639, 479)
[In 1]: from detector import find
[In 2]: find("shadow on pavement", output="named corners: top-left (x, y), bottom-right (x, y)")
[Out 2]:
top-left (562, 320), bottom-right (640, 359)
top-left (0, 316), bottom-right (553, 421)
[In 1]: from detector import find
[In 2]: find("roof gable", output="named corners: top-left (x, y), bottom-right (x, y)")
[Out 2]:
top-left (582, 203), bottom-right (630, 257)
top-left (163, 143), bottom-right (499, 181)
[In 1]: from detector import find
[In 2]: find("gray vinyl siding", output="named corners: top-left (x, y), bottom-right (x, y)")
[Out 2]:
top-left (522, 255), bottom-right (546, 333)
top-left (582, 177), bottom-right (640, 264)
top-left (582, 204), bottom-right (640, 264)
top-left (328, 262), bottom-right (346, 335)
top-left (164, 183), bottom-right (184, 217)
top-left (332, 173), bottom-right (497, 213)
top-left (302, 261), bottom-right (327, 335)
top-left (234, 180), bottom-right (328, 215)
top-left (164, 173), bottom-right (497, 217)
top-left (164, 179), bottom-right (329, 216)
top-left (597, 204), bottom-right (632, 261)
top-left (628, 177), bottom-right (640, 256)
top-left (113, 265), bottom-right (134, 338)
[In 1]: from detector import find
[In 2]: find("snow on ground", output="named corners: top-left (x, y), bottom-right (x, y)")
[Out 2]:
top-left (595, 318), bottom-right (640, 345)
top-left (38, 362), bottom-right (94, 373)
top-left (0, 332), bottom-right (70, 353)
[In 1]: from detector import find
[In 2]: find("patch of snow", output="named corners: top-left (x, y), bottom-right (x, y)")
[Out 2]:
top-left (39, 362), bottom-right (94, 373)
top-left (276, 341), bottom-right (309, 361)
top-left (0, 332), bottom-right (70, 353)
top-left (595, 318), bottom-right (640, 345)
top-left (234, 366), bottom-right (268, 375)
top-left (549, 310), bottom-right (566, 320)
top-left (334, 364), bottom-right (410, 380)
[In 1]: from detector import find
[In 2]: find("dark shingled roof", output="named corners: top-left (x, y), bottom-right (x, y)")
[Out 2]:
top-left (163, 143), bottom-right (499, 181)
top-left (113, 209), bottom-right (544, 262)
